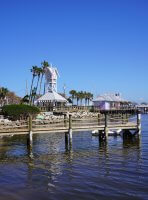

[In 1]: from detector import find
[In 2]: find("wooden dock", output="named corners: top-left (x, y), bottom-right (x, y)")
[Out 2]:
top-left (0, 112), bottom-right (141, 139)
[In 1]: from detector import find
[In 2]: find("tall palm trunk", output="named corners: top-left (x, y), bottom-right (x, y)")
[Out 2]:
top-left (32, 75), bottom-right (40, 105)
top-left (80, 98), bottom-right (83, 106)
top-left (85, 98), bottom-right (87, 106)
top-left (43, 82), bottom-right (46, 94)
top-left (29, 75), bottom-right (35, 105)
top-left (39, 73), bottom-right (44, 95)
top-left (72, 95), bottom-right (75, 105)
top-left (88, 98), bottom-right (90, 106)
top-left (71, 97), bottom-right (74, 105)
top-left (77, 98), bottom-right (79, 106)
top-left (36, 75), bottom-right (40, 95)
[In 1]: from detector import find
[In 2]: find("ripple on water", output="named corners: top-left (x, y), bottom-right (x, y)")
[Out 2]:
top-left (0, 116), bottom-right (148, 199)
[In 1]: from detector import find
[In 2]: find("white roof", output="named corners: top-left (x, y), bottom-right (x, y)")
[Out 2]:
top-left (93, 93), bottom-right (126, 102)
top-left (37, 91), bottom-right (67, 102)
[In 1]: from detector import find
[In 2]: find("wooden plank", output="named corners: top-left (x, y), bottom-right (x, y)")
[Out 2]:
top-left (0, 120), bottom-right (138, 136)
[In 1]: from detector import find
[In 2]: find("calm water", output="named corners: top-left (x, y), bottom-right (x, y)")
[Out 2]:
top-left (0, 115), bottom-right (148, 200)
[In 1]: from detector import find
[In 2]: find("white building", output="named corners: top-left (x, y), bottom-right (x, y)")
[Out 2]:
top-left (93, 93), bottom-right (129, 110)
top-left (37, 65), bottom-right (67, 110)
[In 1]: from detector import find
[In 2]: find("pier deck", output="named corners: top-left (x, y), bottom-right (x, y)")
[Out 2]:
top-left (0, 111), bottom-right (141, 141)
top-left (0, 120), bottom-right (138, 136)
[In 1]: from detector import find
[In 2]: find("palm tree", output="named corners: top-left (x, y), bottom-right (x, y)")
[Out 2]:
top-left (31, 87), bottom-right (37, 104)
top-left (84, 91), bottom-right (88, 106)
top-left (75, 92), bottom-right (81, 106)
top-left (35, 67), bottom-right (42, 94)
top-left (0, 87), bottom-right (9, 106)
top-left (32, 67), bottom-right (44, 104)
top-left (0, 87), bottom-right (9, 98)
top-left (69, 90), bottom-right (77, 105)
top-left (21, 95), bottom-right (29, 104)
top-left (29, 65), bottom-right (38, 105)
top-left (87, 92), bottom-right (93, 106)
top-left (38, 68), bottom-right (44, 95)
top-left (39, 61), bottom-right (50, 95)
top-left (79, 91), bottom-right (84, 106)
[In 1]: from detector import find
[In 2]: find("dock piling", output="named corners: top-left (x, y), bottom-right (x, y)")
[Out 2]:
top-left (65, 132), bottom-right (69, 149)
top-left (28, 115), bottom-right (33, 145)
top-left (104, 113), bottom-right (108, 139)
top-left (68, 114), bottom-right (73, 139)
top-left (137, 111), bottom-right (141, 135)
top-left (98, 113), bottom-right (100, 125)
top-left (65, 114), bottom-right (73, 150)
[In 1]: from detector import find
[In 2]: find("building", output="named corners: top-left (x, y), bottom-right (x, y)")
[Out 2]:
top-left (36, 65), bottom-right (67, 111)
top-left (37, 91), bottom-right (67, 109)
top-left (93, 93), bottom-right (129, 110)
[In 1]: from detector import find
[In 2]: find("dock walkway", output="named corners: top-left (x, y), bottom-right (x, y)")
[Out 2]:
top-left (0, 113), bottom-right (141, 138)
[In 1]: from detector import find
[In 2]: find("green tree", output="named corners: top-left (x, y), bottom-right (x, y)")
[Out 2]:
top-left (36, 67), bottom-right (42, 93)
top-left (75, 91), bottom-right (81, 106)
top-left (39, 61), bottom-right (50, 95)
top-left (31, 87), bottom-right (37, 105)
top-left (29, 66), bottom-right (38, 105)
top-left (0, 87), bottom-right (9, 106)
top-left (21, 95), bottom-right (29, 104)
top-left (87, 92), bottom-right (93, 106)
top-left (84, 91), bottom-right (88, 106)
top-left (2, 104), bottom-right (40, 120)
top-left (79, 91), bottom-right (84, 106)
top-left (69, 90), bottom-right (77, 105)
top-left (32, 67), bottom-right (43, 104)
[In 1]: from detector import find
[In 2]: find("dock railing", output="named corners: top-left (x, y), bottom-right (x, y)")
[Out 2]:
top-left (39, 105), bottom-right (137, 113)
top-left (0, 111), bottom-right (140, 136)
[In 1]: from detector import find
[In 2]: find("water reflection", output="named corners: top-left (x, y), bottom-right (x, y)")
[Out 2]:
top-left (0, 121), bottom-right (147, 200)
top-left (27, 143), bottom-right (33, 159)
top-left (122, 135), bottom-right (141, 166)
top-left (123, 135), bottom-right (141, 149)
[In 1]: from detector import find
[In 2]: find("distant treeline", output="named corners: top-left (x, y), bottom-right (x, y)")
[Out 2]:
top-left (0, 87), bottom-right (21, 107)
top-left (69, 90), bottom-right (93, 106)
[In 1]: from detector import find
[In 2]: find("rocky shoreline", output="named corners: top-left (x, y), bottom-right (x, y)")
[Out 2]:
top-left (0, 111), bottom-right (98, 127)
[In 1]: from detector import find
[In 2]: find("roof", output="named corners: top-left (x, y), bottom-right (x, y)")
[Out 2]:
top-left (37, 91), bottom-right (68, 102)
top-left (93, 93), bottom-right (126, 102)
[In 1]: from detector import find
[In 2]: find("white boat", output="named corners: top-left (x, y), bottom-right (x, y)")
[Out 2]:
top-left (92, 129), bottom-right (122, 136)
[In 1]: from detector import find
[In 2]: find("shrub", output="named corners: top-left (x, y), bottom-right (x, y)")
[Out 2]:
top-left (2, 104), bottom-right (40, 120)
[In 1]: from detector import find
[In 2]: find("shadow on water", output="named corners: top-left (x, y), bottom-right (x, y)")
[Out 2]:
top-left (123, 135), bottom-right (141, 149)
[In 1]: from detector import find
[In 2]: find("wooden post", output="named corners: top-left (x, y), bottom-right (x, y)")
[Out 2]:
top-left (125, 112), bottom-right (128, 123)
top-left (65, 132), bottom-right (69, 150)
top-left (104, 113), bottom-right (108, 139)
top-left (122, 112), bottom-right (124, 124)
top-left (137, 110), bottom-right (141, 135)
top-left (98, 113), bottom-right (100, 125)
top-left (28, 115), bottom-right (33, 145)
top-left (68, 114), bottom-right (72, 139)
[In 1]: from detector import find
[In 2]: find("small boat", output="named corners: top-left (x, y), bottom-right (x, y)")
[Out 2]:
top-left (108, 129), bottom-right (122, 136)
top-left (92, 129), bottom-right (99, 136)
top-left (92, 129), bottom-right (122, 136)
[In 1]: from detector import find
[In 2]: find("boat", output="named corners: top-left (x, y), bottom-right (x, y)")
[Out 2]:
top-left (92, 129), bottom-right (122, 136)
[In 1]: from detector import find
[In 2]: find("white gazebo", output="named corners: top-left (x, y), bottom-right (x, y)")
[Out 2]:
top-left (36, 64), bottom-right (67, 110)
top-left (37, 91), bottom-right (67, 106)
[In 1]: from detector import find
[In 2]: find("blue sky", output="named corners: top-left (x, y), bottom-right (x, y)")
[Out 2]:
top-left (0, 0), bottom-right (148, 102)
